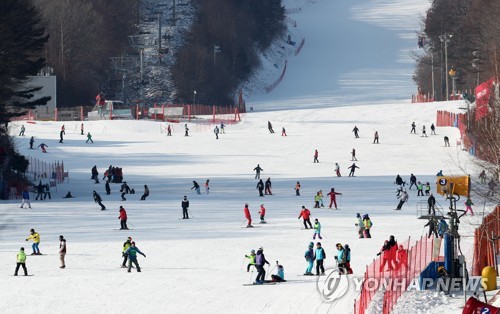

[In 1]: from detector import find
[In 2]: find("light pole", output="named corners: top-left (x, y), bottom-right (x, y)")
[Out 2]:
top-left (439, 34), bottom-right (452, 101)
top-left (426, 45), bottom-right (435, 100)
top-left (193, 90), bottom-right (197, 106)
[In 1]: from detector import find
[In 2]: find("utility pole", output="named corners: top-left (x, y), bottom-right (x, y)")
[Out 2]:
top-left (440, 34), bottom-right (452, 101)
top-left (426, 45), bottom-right (435, 100)
top-left (158, 13), bottom-right (162, 51)
top-left (172, 0), bottom-right (176, 26)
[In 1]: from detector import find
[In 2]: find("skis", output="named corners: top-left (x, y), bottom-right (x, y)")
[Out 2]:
top-left (113, 229), bottom-right (134, 231)
top-left (243, 282), bottom-right (276, 286)
top-left (11, 274), bottom-right (34, 276)
top-left (241, 226), bottom-right (260, 228)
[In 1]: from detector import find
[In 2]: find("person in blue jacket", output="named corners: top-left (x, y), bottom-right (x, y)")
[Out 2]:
top-left (20, 189), bottom-right (31, 209)
top-left (437, 218), bottom-right (448, 238)
top-left (335, 243), bottom-right (347, 274)
top-left (124, 241), bottom-right (146, 273)
top-left (304, 242), bottom-right (315, 275)
top-left (313, 219), bottom-right (322, 240)
top-left (314, 242), bottom-right (326, 275)
top-left (270, 262), bottom-right (286, 282)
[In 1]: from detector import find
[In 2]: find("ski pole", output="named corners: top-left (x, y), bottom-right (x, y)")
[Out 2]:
top-left (249, 268), bottom-right (254, 284)
top-left (298, 219), bottom-right (303, 230)
top-left (241, 257), bottom-right (246, 271)
top-left (240, 219), bottom-right (247, 227)
top-left (128, 221), bottom-right (135, 229)
top-left (188, 209), bottom-right (194, 218)
top-left (265, 264), bottom-right (274, 279)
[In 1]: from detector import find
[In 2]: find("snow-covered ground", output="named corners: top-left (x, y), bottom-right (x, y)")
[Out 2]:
top-left (1, 0), bottom-right (494, 313)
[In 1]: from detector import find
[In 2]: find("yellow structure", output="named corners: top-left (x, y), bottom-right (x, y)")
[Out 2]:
top-left (436, 176), bottom-right (470, 197)
top-left (481, 266), bottom-right (497, 291)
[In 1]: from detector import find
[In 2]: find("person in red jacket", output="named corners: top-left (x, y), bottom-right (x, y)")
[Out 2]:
top-left (118, 206), bottom-right (128, 230)
top-left (244, 203), bottom-right (252, 228)
top-left (387, 235), bottom-right (398, 270)
top-left (258, 204), bottom-right (266, 223)
top-left (396, 245), bottom-right (408, 271)
top-left (378, 240), bottom-right (392, 272)
top-left (326, 188), bottom-right (342, 209)
top-left (314, 149), bottom-right (319, 163)
top-left (298, 206), bottom-right (313, 229)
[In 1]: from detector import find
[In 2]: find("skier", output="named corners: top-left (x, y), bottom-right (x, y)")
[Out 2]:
top-left (140, 185), bottom-right (149, 201)
top-left (19, 125), bottom-right (25, 136)
top-left (421, 125), bottom-right (427, 137)
top-left (387, 235), bottom-right (398, 270)
top-left (373, 131), bottom-right (379, 144)
top-left (335, 243), bottom-right (347, 274)
top-left (20, 188), bottom-right (31, 209)
top-left (105, 180), bottom-right (111, 195)
top-left (425, 182), bottom-right (431, 195)
top-left (424, 217), bottom-right (438, 238)
top-left (313, 192), bottom-right (321, 208)
top-left (416, 181), bottom-right (424, 196)
top-left (396, 190), bottom-right (408, 210)
top-left (314, 242), bottom-right (326, 276)
top-left (267, 121), bottom-right (274, 133)
top-left (409, 174), bottom-right (417, 190)
top-left (444, 136), bottom-right (450, 147)
top-left (436, 170), bottom-right (443, 176)
top-left (59, 235), bottom-right (66, 269)
top-left (411, 122), bottom-right (416, 134)
top-left (318, 190), bottom-right (325, 207)
top-left (220, 122), bottom-right (225, 134)
top-left (430, 123), bottom-right (436, 135)
top-left (479, 170), bottom-right (487, 184)
top-left (270, 262), bottom-right (286, 282)
top-left (264, 178), bottom-right (272, 195)
top-left (121, 237), bottom-right (132, 268)
top-left (487, 179), bottom-right (497, 196)
top-left (182, 196), bottom-right (190, 219)
top-left (184, 124), bottom-right (189, 136)
top-left (396, 245), bottom-right (408, 271)
top-left (298, 206), bottom-right (313, 229)
top-left (243, 203), bottom-right (252, 227)
top-left (427, 193), bottom-right (436, 216)
top-left (167, 124), bottom-right (172, 136)
top-left (81, 123), bottom-right (84, 135)
top-left (304, 242), bottom-right (315, 275)
top-left (464, 197), bottom-right (474, 216)
top-left (191, 180), bottom-right (201, 195)
top-left (258, 204), bottom-right (266, 223)
top-left (254, 247), bottom-right (270, 284)
top-left (91, 165), bottom-right (99, 184)
top-left (327, 188), bottom-right (342, 209)
top-left (253, 164), bottom-right (263, 179)
top-left (363, 214), bottom-right (372, 238)
top-left (344, 244), bottom-right (353, 274)
top-left (313, 218), bottom-right (322, 240)
top-left (281, 127), bottom-right (287, 136)
top-left (29, 136), bottom-right (34, 149)
top-left (438, 218), bottom-right (448, 238)
top-left (61, 124), bottom-right (65, 135)
top-left (335, 163), bottom-right (341, 177)
top-left (378, 240), bottom-right (392, 272)
top-left (35, 181), bottom-right (44, 200)
top-left (214, 125), bottom-right (219, 139)
top-left (118, 206), bottom-right (128, 230)
top-left (205, 180), bottom-right (210, 195)
top-left (395, 175), bottom-right (403, 186)
top-left (120, 182), bottom-right (130, 201)
top-left (124, 241), bottom-right (146, 273)
top-left (14, 247), bottom-right (28, 276)
top-left (86, 132), bottom-right (93, 143)
top-left (351, 148), bottom-right (357, 161)
top-left (256, 179), bottom-right (264, 197)
top-left (26, 229), bottom-right (41, 255)
top-left (355, 213), bottom-right (365, 238)
top-left (295, 181), bottom-right (301, 196)
top-left (59, 130), bottom-right (64, 143)
top-left (245, 250), bottom-right (256, 272)
top-left (43, 183), bottom-right (51, 200)
top-left (93, 190), bottom-right (105, 210)
top-left (348, 163), bottom-right (359, 177)
top-left (314, 149), bottom-right (319, 163)
top-left (37, 143), bottom-right (48, 153)
top-left (352, 126), bottom-right (359, 138)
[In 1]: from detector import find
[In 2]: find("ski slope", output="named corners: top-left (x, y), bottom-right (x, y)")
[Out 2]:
top-left (0, 0), bottom-right (485, 313)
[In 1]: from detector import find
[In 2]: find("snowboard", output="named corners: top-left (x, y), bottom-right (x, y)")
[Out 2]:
top-left (243, 282), bottom-right (276, 286)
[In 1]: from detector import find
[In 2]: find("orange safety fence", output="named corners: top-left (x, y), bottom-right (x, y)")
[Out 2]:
top-left (472, 206), bottom-right (500, 276)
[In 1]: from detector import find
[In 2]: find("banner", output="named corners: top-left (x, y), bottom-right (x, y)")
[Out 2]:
top-left (436, 175), bottom-right (470, 197)
top-left (475, 78), bottom-right (494, 121)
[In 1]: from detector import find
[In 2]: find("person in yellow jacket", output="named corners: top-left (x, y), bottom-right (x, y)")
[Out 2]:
top-left (26, 229), bottom-right (41, 255)
top-left (121, 237), bottom-right (132, 268)
top-left (14, 247), bottom-right (28, 276)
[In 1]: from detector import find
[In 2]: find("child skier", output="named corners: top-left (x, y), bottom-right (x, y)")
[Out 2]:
top-left (396, 245), bottom-right (408, 271)
top-left (86, 132), bottom-right (93, 143)
top-left (314, 192), bottom-right (321, 208)
top-left (464, 197), bottom-right (474, 216)
top-left (205, 180), bottom-right (210, 195)
top-left (258, 204), bottom-right (266, 223)
top-left (25, 229), bottom-right (41, 255)
top-left (335, 163), bottom-right (341, 177)
top-left (304, 242), bottom-right (315, 275)
top-left (425, 182), bottom-right (431, 195)
top-left (270, 263), bottom-right (286, 282)
top-left (295, 181), bottom-right (301, 196)
top-left (327, 188), bottom-right (342, 209)
top-left (363, 214), bottom-right (372, 238)
top-left (355, 213), bottom-right (364, 238)
top-left (244, 203), bottom-right (252, 227)
top-left (121, 237), bottom-right (132, 268)
top-left (348, 163), bottom-right (359, 177)
top-left (417, 181), bottom-right (424, 196)
top-left (298, 206), bottom-right (313, 229)
top-left (124, 241), bottom-right (146, 273)
top-left (314, 149), bottom-right (319, 163)
top-left (335, 243), bottom-right (347, 274)
top-left (29, 136), bottom-right (34, 149)
top-left (281, 127), bottom-right (287, 136)
top-left (318, 190), bottom-right (324, 207)
top-left (14, 247), bottom-right (28, 276)
top-left (313, 218), bottom-right (322, 240)
top-left (314, 242), bottom-right (326, 276)
top-left (245, 250), bottom-right (256, 272)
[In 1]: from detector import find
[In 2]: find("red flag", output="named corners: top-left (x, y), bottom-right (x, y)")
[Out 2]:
top-left (475, 78), bottom-right (494, 121)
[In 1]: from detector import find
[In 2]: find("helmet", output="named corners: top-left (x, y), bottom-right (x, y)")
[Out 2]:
top-left (356, 213), bottom-right (361, 217)
top-left (251, 249), bottom-right (255, 254)
top-left (309, 242), bottom-right (314, 248)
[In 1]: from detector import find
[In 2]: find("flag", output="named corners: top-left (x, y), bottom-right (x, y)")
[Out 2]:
top-left (475, 78), bottom-right (494, 121)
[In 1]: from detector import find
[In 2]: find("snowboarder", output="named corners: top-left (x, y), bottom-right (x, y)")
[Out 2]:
top-left (352, 126), bottom-right (359, 138)
top-left (26, 229), bottom-right (41, 255)
top-left (253, 164), bottom-right (263, 179)
top-left (124, 241), bottom-right (146, 273)
top-left (373, 131), bottom-right (379, 144)
top-left (396, 245), bottom-right (408, 271)
top-left (184, 124), bottom-right (189, 136)
top-left (421, 125), bottom-right (427, 137)
top-left (214, 125), bottom-right (219, 139)
top-left (411, 122), bottom-right (416, 134)
top-left (140, 185), bottom-right (149, 201)
top-left (295, 181), bottom-right (301, 196)
top-left (314, 149), bottom-right (319, 163)
top-left (430, 123), bottom-right (436, 135)
top-left (254, 247), bottom-right (270, 284)
top-left (264, 178), bottom-right (272, 195)
top-left (298, 206), bottom-right (313, 229)
top-left (14, 247), bottom-right (28, 276)
top-left (355, 213), bottom-right (365, 238)
top-left (81, 123), bottom-right (84, 135)
top-left (438, 218), bottom-right (448, 238)
top-left (314, 242), bottom-right (326, 276)
top-left (167, 124), bottom-right (172, 136)
top-left (243, 203), bottom-right (252, 227)
top-left (105, 180), bottom-right (111, 195)
top-left (416, 181), bottom-right (424, 196)
top-left (313, 218), bottom-right (322, 240)
top-left (256, 179), bottom-right (264, 197)
top-left (205, 180), bottom-right (210, 195)
top-left (19, 125), bottom-right (25, 136)
top-left (93, 191), bottom-right (105, 210)
top-left (182, 196), bottom-right (190, 219)
top-left (351, 148), bottom-right (357, 161)
top-left (409, 174), bottom-right (417, 190)
top-left (363, 214), bottom-right (372, 238)
top-left (20, 189), bottom-right (31, 209)
top-left (348, 163), bottom-right (359, 177)
top-left (191, 181), bottom-right (201, 195)
top-left (281, 127), bottom-right (287, 136)
top-left (120, 182), bottom-right (130, 201)
top-left (37, 143), bottom-right (48, 153)
top-left (304, 242), bottom-right (315, 275)
top-left (335, 163), bottom-right (341, 177)
top-left (220, 122), bottom-right (225, 134)
top-left (118, 206), bottom-right (128, 230)
top-left (121, 237), bottom-right (132, 268)
top-left (258, 204), bottom-right (266, 223)
top-left (86, 132), bottom-right (93, 143)
top-left (59, 235), bottom-right (66, 269)
top-left (245, 250), bottom-right (256, 272)
top-left (427, 193), bottom-right (436, 216)
top-left (327, 188), bottom-right (342, 209)
top-left (444, 136), bottom-right (450, 147)
top-left (424, 217), bottom-right (438, 238)
top-left (464, 197), bottom-right (474, 216)
top-left (396, 190), bottom-right (408, 210)
top-left (267, 121), bottom-right (274, 133)
top-left (29, 136), bottom-right (34, 149)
